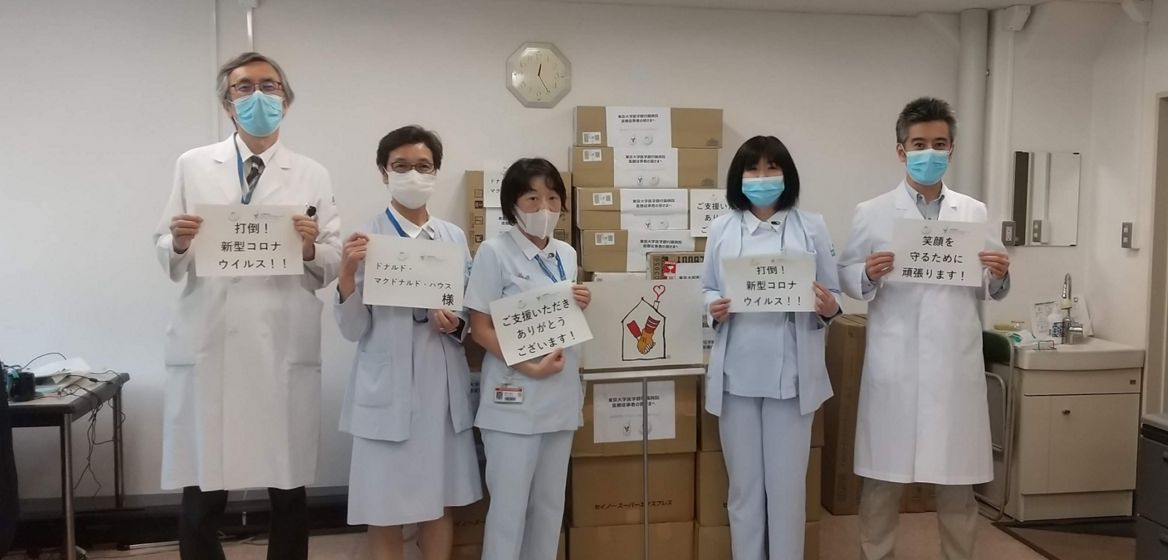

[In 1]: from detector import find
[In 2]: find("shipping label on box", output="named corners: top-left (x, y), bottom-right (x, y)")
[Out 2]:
top-left (613, 148), bottom-right (680, 189)
top-left (628, 230), bottom-right (695, 272)
top-left (690, 189), bottom-right (731, 237)
top-left (591, 381), bottom-right (677, 443)
top-left (580, 279), bottom-right (704, 370)
top-left (606, 106), bottom-right (672, 148)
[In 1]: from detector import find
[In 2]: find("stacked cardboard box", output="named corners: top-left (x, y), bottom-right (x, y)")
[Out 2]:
top-left (465, 170), bottom-right (572, 253)
top-left (822, 315), bottom-right (936, 515)
top-left (568, 376), bottom-right (700, 560)
top-left (571, 106), bottom-right (723, 274)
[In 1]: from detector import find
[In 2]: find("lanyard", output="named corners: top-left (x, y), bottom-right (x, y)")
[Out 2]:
top-left (234, 133), bottom-right (255, 205)
top-left (384, 208), bottom-right (409, 238)
top-left (535, 251), bottom-right (566, 283)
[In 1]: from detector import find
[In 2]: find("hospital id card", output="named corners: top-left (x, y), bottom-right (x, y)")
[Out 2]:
top-left (494, 385), bottom-right (524, 404)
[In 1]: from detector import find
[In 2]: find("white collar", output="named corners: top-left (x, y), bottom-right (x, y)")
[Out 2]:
top-left (234, 133), bottom-right (280, 165)
top-left (743, 209), bottom-right (787, 234)
top-left (509, 227), bottom-right (554, 261)
top-left (387, 204), bottom-right (434, 239)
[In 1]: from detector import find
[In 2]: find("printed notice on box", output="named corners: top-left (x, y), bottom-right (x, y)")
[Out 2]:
top-left (887, 219), bottom-right (984, 288)
top-left (363, 234), bottom-right (464, 310)
top-left (613, 148), bottom-right (680, 189)
top-left (193, 204), bottom-right (303, 277)
top-left (592, 380), bottom-right (677, 443)
top-left (627, 231), bottom-right (695, 272)
top-left (485, 208), bottom-right (512, 238)
top-left (482, 161), bottom-right (509, 208)
top-left (488, 281), bottom-right (593, 366)
top-left (605, 106), bottom-right (672, 149)
top-left (723, 254), bottom-right (816, 312)
top-left (690, 189), bottom-right (731, 237)
top-left (619, 188), bottom-right (689, 231)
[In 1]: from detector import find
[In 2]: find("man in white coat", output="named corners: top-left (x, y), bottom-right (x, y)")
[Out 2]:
top-left (153, 52), bottom-right (341, 560)
top-left (838, 97), bottom-right (1010, 560)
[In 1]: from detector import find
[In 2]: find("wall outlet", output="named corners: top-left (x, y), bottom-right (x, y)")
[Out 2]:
top-left (1001, 221), bottom-right (1017, 246)
top-left (1121, 222), bottom-right (1136, 249)
top-left (1031, 220), bottom-right (1044, 244)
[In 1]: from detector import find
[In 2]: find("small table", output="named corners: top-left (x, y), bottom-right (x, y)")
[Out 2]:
top-left (9, 372), bottom-right (129, 560)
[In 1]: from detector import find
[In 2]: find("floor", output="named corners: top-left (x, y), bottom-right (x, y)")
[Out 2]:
top-left (7, 511), bottom-right (1099, 560)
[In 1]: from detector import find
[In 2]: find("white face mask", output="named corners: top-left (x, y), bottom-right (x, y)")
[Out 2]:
top-left (514, 208), bottom-right (559, 240)
top-left (385, 170), bottom-right (436, 209)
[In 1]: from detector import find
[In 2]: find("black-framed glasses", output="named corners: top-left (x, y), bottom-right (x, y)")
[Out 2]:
top-left (231, 80), bottom-right (284, 96)
top-left (389, 160), bottom-right (436, 174)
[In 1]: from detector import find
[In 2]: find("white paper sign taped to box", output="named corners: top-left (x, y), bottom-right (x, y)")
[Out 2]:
top-left (618, 188), bottom-right (689, 230)
top-left (606, 106), bottom-right (672, 149)
top-left (690, 189), bottom-right (731, 237)
top-left (362, 234), bottom-right (465, 310)
top-left (488, 281), bottom-right (593, 366)
top-left (193, 204), bottom-right (304, 277)
top-left (620, 213), bottom-right (689, 231)
top-left (887, 219), bottom-right (984, 287)
top-left (580, 279), bottom-right (704, 370)
top-left (482, 161), bottom-right (510, 208)
top-left (626, 230), bottom-right (695, 272)
top-left (613, 148), bottom-right (680, 189)
top-left (592, 380), bottom-right (677, 443)
top-left (722, 254), bottom-right (817, 312)
top-left (485, 208), bottom-right (513, 238)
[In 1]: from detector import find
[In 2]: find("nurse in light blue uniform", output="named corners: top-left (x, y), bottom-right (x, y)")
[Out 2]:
top-left (702, 136), bottom-right (842, 560)
top-left (464, 158), bottom-right (591, 560)
top-left (335, 126), bottom-right (481, 560)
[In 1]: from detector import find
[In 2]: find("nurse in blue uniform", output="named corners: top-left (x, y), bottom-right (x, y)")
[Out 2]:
top-left (464, 158), bottom-right (590, 560)
top-left (701, 136), bottom-right (842, 560)
top-left (335, 126), bottom-right (482, 560)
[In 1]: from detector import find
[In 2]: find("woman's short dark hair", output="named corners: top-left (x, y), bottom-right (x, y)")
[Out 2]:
top-left (376, 125), bottom-right (443, 171)
top-left (499, 158), bottom-right (567, 224)
top-left (725, 136), bottom-right (800, 212)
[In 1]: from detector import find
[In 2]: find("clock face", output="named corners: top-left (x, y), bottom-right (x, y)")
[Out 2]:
top-left (507, 42), bottom-right (571, 108)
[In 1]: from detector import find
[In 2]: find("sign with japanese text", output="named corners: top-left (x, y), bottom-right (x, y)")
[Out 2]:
top-left (605, 106), bottom-right (671, 148)
top-left (626, 230), bottom-right (695, 272)
top-left (619, 188), bottom-right (688, 231)
top-left (689, 189), bottom-right (730, 237)
top-left (888, 219), bottom-right (983, 287)
top-left (722, 254), bottom-right (816, 312)
top-left (193, 204), bottom-right (303, 277)
top-left (362, 234), bottom-right (464, 310)
top-left (613, 148), bottom-right (680, 189)
top-left (591, 380), bottom-right (677, 443)
top-left (489, 281), bottom-right (593, 366)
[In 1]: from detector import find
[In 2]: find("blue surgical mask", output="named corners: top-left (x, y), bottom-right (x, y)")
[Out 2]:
top-left (741, 176), bottom-right (785, 208)
top-left (905, 148), bottom-right (949, 186)
top-left (232, 91), bottom-right (284, 137)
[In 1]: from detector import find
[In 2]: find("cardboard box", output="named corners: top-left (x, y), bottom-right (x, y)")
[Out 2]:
top-left (694, 524), bottom-right (730, 560)
top-left (699, 408), bottom-right (721, 452)
top-left (574, 106), bottom-right (723, 149)
top-left (806, 521), bottom-right (820, 560)
top-left (469, 211), bottom-right (570, 252)
top-left (571, 521), bottom-right (694, 560)
top-left (580, 229), bottom-right (707, 273)
top-left (812, 408), bottom-right (825, 449)
top-left (570, 453), bottom-right (695, 527)
top-left (822, 314), bottom-right (868, 515)
top-left (574, 188), bottom-right (690, 231)
top-left (571, 147), bottom-right (719, 189)
top-left (696, 448), bottom-right (823, 526)
top-left (465, 170), bottom-right (572, 211)
top-left (591, 272), bottom-right (648, 282)
top-left (573, 377), bottom-right (698, 457)
top-left (901, 483), bottom-right (937, 513)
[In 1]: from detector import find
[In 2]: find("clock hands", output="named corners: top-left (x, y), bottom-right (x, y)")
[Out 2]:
top-left (538, 63), bottom-right (550, 92)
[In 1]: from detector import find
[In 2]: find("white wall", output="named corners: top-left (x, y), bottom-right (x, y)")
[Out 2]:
top-left (1, 0), bottom-right (959, 498)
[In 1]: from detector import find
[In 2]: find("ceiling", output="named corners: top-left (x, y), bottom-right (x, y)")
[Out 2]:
top-left (532, 0), bottom-right (1121, 16)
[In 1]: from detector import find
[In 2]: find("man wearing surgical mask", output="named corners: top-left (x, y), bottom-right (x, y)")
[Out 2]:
top-left (838, 97), bottom-right (1010, 560)
top-left (153, 52), bottom-right (341, 560)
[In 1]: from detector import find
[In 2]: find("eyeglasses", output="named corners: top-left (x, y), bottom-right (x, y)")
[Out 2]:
top-left (389, 161), bottom-right (436, 174)
top-left (230, 80), bottom-right (284, 96)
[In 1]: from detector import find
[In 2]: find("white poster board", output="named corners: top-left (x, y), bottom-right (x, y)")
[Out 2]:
top-left (887, 219), bottom-right (984, 287)
top-left (580, 279), bottom-right (704, 370)
top-left (362, 234), bottom-right (464, 310)
top-left (722, 255), bottom-right (817, 312)
top-left (689, 189), bottom-right (730, 237)
top-left (591, 380), bottom-right (677, 443)
top-left (193, 204), bottom-right (303, 277)
top-left (488, 281), bottom-right (593, 366)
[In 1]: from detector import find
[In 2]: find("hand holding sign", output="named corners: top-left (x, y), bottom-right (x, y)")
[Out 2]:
top-left (722, 254), bottom-right (817, 312)
top-left (888, 219), bottom-right (984, 287)
top-left (488, 282), bottom-right (593, 366)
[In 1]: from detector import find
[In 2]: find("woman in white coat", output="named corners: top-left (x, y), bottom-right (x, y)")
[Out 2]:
top-left (702, 136), bottom-right (842, 560)
top-left (153, 52), bottom-right (341, 560)
top-left (465, 158), bottom-right (590, 560)
top-left (335, 126), bottom-right (482, 560)
top-left (837, 98), bottom-right (1010, 560)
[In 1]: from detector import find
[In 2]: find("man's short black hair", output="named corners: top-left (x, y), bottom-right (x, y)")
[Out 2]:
top-left (725, 136), bottom-right (800, 212)
top-left (896, 97), bottom-right (957, 144)
top-left (376, 125), bottom-right (443, 171)
top-left (499, 158), bottom-right (567, 224)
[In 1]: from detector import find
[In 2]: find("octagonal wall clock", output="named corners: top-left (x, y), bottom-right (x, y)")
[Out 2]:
top-left (507, 42), bottom-right (571, 108)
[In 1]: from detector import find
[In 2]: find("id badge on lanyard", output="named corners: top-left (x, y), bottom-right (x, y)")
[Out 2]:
top-left (494, 383), bottom-right (524, 404)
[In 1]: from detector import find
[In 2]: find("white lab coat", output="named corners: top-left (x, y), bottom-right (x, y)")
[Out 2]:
top-left (838, 182), bottom-right (1004, 485)
top-left (153, 136), bottom-right (341, 491)
top-left (702, 209), bottom-right (838, 418)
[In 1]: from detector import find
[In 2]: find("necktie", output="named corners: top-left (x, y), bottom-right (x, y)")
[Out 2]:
top-left (242, 155), bottom-right (264, 204)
